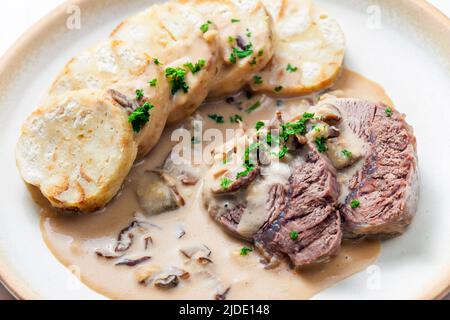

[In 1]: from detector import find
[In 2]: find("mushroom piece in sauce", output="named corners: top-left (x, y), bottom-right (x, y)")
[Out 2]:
top-left (163, 151), bottom-right (201, 186)
top-left (153, 268), bottom-right (190, 289)
top-left (154, 275), bottom-right (179, 289)
top-left (179, 244), bottom-right (212, 261)
top-left (136, 171), bottom-right (185, 215)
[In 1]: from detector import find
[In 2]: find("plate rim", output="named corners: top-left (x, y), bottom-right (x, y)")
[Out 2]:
top-left (0, 0), bottom-right (449, 300)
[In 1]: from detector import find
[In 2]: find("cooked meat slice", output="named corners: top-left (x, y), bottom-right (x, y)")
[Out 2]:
top-left (204, 146), bottom-right (342, 267)
top-left (331, 98), bottom-right (419, 237)
top-left (216, 203), bottom-right (246, 237)
top-left (254, 151), bottom-right (342, 268)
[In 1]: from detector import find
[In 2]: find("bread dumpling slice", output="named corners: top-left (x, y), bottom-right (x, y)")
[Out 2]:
top-left (48, 39), bottom-right (170, 159)
top-left (250, 0), bottom-right (345, 96)
top-left (111, 2), bottom-right (221, 124)
top-left (16, 90), bottom-right (138, 213)
top-left (179, 0), bottom-right (273, 98)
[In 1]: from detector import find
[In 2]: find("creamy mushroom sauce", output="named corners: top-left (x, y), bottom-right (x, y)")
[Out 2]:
top-left (39, 70), bottom-right (390, 300)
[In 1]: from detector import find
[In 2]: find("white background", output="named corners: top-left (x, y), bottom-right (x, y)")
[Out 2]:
top-left (0, 0), bottom-right (449, 300)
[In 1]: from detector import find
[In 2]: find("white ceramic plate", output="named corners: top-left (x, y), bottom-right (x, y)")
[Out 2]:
top-left (0, 0), bottom-right (449, 300)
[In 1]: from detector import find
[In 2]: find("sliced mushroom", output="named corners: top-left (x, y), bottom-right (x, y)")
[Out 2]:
top-left (115, 256), bottom-right (151, 267)
top-left (177, 270), bottom-right (191, 280)
top-left (214, 287), bottom-right (231, 301)
top-left (160, 172), bottom-right (185, 207)
top-left (309, 102), bottom-right (342, 125)
top-left (179, 244), bottom-right (212, 260)
top-left (133, 212), bottom-right (163, 230)
top-left (328, 126), bottom-right (341, 138)
top-left (144, 236), bottom-right (153, 250)
top-left (115, 221), bottom-right (140, 252)
top-left (152, 267), bottom-right (190, 289)
top-left (176, 226), bottom-right (186, 239)
top-left (163, 151), bottom-right (200, 186)
top-left (95, 250), bottom-right (125, 260)
top-left (136, 171), bottom-right (185, 215)
top-left (236, 35), bottom-right (247, 50)
top-left (197, 257), bottom-right (213, 265)
top-left (108, 89), bottom-right (140, 111)
top-left (134, 264), bottom-right (162, 284)
top-left (154, 275), bottom-right (179, 289)
top-left (96, 220), bottom-right (147, 257)
top-left (212, 167), bottom-right (261, 195)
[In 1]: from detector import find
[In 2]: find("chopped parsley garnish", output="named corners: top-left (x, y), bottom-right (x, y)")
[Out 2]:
top-left (351, 199), bottom-right (361, 209)
top-left (342, 149), bottom-right (352, 158)
top-left (240, 246), bottom-right (253, 256)
top-left (234, 44), bottom-right (254, 58)
top-left (229, 53), bottom-right (237, 64)
top-left (220, 177), bottom-right (234, 189)
top-left (246, 29), bottom-right (252, 38)
top-left (286, 64), bottom-right (298, 72)
top-left (135, 89), bottom-right (144, 100)
top-left (266, 132), bottom-right (272, 144)
top-left (236, 142), bottom-right (260, 179)
top-left (278, 145), bottom-right (289, 159)
top-left (208, 114), bottom-right (225, 124)
top-left (228, 36), bottom-right (235, 44)
top-left (149, 79), bottom-right (157, 87)
top-left (153, 58), bottom-right (161, 65)
top-left (258, 49), bottom-right (264, 57)
top-left (315, 136), bottom-right (328, 153)
top-left (229, 43), bottom-right (254, 64)
top-left (237, 164), bottom-right (254, 179)
top-left (255, 120), bottom-right (265, 131)
top-left (280, 112), bottom-right (315, 141)
top-left (245, 100), bottom-right (261, 113)
top-left (230, 114), bottom-right (243, 123)
top-left (274, 86), bottom-right (284, 92)
top-left (249, 57), bottom-right (257, 66)
top-left (253, 75), bottom-right (263, 85)
top-left (385, 107), bottom-right (393, 117)
top-left (165, 67), bottom-right (189, 95)
top-left (184, 59), bottom-right (206, 74)
top-left (231, 18), bottom-right (240, 23)
top-left (289, 231), bottom-right (299, 241)
top-left (128, 102), bottom-right (154, 133)
top-left (200, 20), bottom-right (212, 33)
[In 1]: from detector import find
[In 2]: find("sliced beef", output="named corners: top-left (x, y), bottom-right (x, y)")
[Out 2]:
top-left (332, 98), bottom-right (419, 237)
top-left (203, 97), bottom-right (419, 267)
top-left (254, 151), bottom-right (342, 268)
top-left (204, 149), bottom-right (342, 268)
